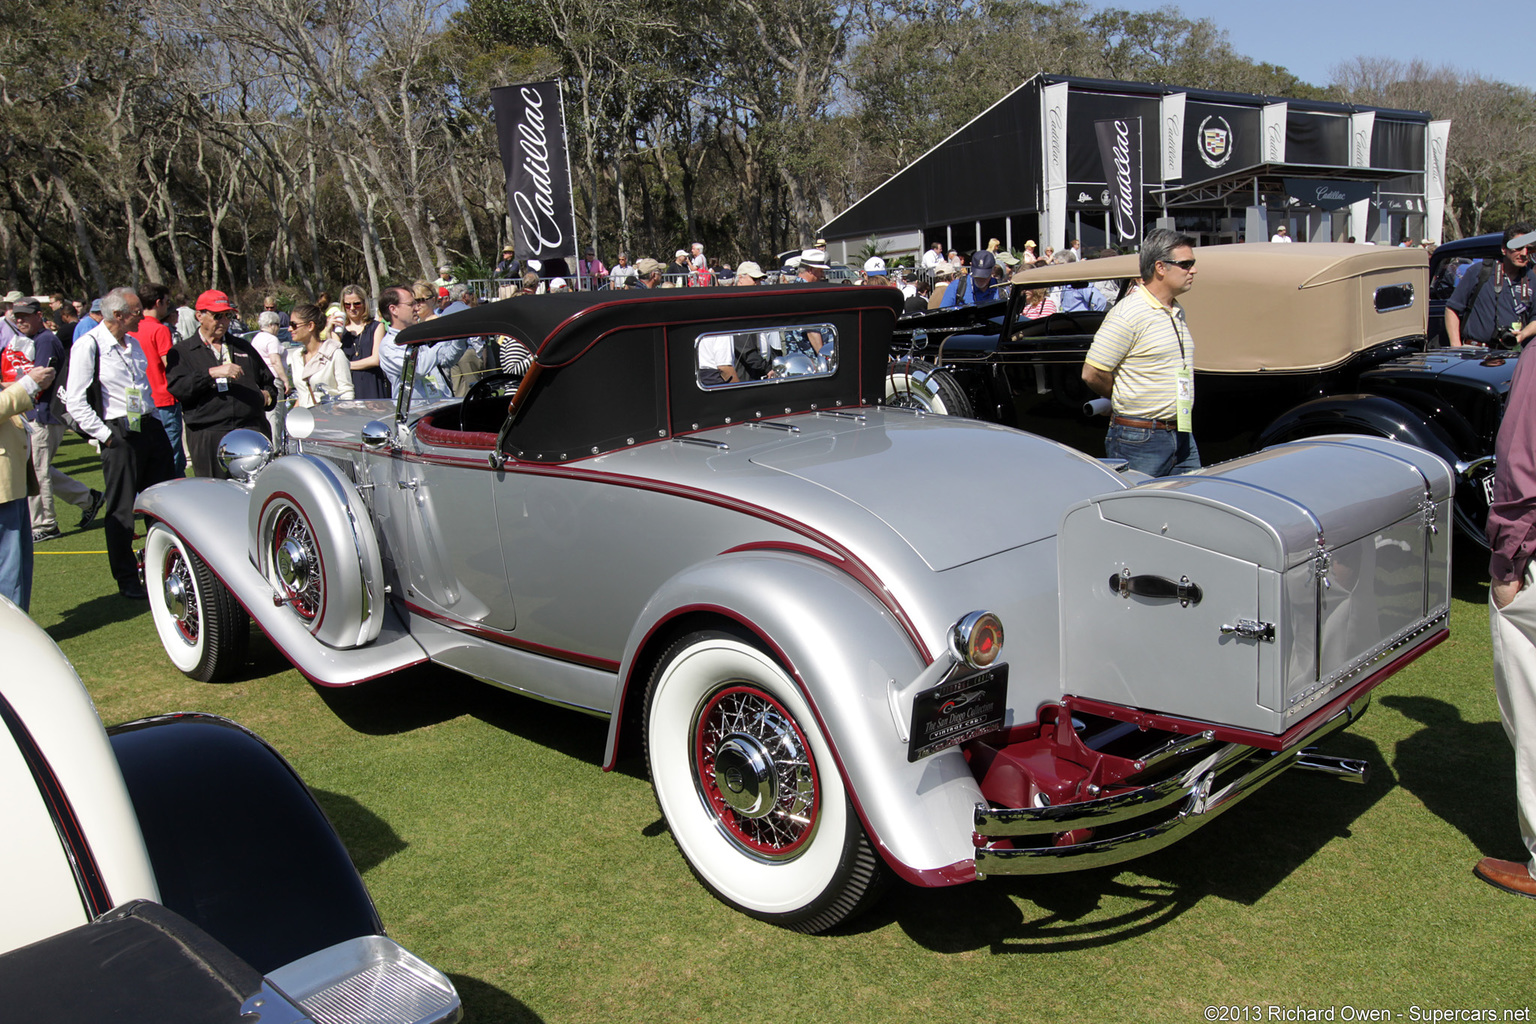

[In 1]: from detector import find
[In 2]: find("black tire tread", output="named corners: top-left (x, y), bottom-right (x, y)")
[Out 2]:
top-left (188, 548), bottom-right (249, 683)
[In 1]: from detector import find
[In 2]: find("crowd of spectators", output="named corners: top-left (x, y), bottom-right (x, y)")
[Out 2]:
top-left (0, 276), bottom-right (504, 608)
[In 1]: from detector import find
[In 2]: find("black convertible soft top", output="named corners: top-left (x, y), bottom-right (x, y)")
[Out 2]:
top-left (396, 284), bottom-right (905, 367)
top-left (401, 283), bottom-right (908, 462)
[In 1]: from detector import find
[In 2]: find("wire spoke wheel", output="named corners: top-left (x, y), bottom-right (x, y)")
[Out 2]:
top-left (266, 502), bottom-right (324, 622)
top-left (162, 543), bottom-right (200, 646)
top-left (146, 525), bottom-right (249, 683)
top-left (885, 360), bottom-right (972, 417)
top-left (694, 685), bottom-right (818, 859)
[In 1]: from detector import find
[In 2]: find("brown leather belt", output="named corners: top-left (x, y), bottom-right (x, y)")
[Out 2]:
top-left (1111, 414), bottom-right (1177, 431)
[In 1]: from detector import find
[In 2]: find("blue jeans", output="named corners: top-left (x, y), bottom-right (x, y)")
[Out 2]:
top-left (0, 497), bottom-right (34, 611)
top-left (157, 404), bottom-right (186, 476)
top-left (1105, 422), bottom-right (1201, 477)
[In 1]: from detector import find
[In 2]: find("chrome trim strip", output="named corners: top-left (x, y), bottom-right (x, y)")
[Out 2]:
top-left (672, 436), bottom-right (729, 450)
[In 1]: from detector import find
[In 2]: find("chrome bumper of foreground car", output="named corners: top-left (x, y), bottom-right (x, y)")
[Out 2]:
top-left (972, 694), bottom-right (1370, 877)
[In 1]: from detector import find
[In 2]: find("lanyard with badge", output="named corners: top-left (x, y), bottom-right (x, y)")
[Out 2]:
top-left (112, 341), bottom-right (147, 431)
top-left (1164, 307), bottom-right (1193, 433)
top-left (213, 340), bottom-right (232, 392)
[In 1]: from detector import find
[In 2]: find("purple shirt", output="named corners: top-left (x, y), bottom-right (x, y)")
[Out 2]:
top-left (1489, 352), bottom-right (1536, 581)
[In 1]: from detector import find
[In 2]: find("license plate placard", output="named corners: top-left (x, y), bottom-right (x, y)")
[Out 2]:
top-left (907, 664), bottom-right (1009, 762)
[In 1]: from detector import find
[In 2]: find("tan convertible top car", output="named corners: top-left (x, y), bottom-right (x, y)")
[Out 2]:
top-left (890, 242), bottom-right (1506, 543)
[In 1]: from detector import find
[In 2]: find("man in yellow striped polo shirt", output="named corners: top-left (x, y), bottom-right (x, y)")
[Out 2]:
top-left (1081, 229), bottom-right (1200, 476)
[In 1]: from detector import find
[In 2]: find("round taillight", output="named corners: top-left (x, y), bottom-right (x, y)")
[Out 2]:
top-left (952, 611), bottom-right (1004, 669)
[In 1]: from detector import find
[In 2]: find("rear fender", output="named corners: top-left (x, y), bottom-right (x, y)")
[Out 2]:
top-left (107, 714), bottom-right (383, 975)
top-left (1254, 393), bottom-right (1489, 542)
top-left (607, 549), bottom-right (984, 886)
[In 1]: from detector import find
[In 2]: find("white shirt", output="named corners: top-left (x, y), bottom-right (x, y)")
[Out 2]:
top-left (66, 321), bottom-right (152, 444)
top-left (174, 306), bottom-right (199, 343)
top-left (1271, 231), bottom-right (1292, 243)
top-left (697, 335), bottom-right (735, 376)
top-left (921, 249), bottom-right (943, 269)
top-left (251, 330), bottom-right (287, 380)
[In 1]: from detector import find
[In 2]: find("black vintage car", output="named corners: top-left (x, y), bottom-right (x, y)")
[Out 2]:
top-left (1428, 232), bottom-right (1503, 347)
top-left (886, 243), bottom-right (1514, 544)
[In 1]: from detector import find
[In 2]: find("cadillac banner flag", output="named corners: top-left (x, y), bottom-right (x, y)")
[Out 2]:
top-left (1095, 117), bottom-right (1143, 246)
top-left (492, 80), bottom-right (577, 263)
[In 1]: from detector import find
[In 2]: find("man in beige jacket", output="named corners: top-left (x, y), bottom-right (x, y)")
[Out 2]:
top-left (1, 365), bottom-right (57, 611)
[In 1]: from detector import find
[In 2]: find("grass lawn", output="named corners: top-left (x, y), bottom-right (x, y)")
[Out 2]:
top-left (29, 435), bottom-right (1536, 1023)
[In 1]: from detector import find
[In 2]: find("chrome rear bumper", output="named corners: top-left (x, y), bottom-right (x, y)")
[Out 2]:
top-left (973, 695), bottom-right (1370, 876)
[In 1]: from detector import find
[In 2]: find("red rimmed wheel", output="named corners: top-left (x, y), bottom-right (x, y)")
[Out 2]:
top-left (259, 499), bottom-right (324, 624)
top-left (645, 630), bottom-right (887, 933)
top-left (693, 685), bottom-right (819, 860)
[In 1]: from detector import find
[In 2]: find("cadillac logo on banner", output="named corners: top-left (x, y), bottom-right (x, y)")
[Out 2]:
top-left (1094, 118), bottom-right (1143, 245)
top-left (491, 80), bottom-right (578, 262)
top-left (1198, 114), bottom-right (1233, 169)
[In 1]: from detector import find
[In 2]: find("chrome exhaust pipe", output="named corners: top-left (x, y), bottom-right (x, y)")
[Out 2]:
top-left (1291, 750), bottom-right (1369, 784)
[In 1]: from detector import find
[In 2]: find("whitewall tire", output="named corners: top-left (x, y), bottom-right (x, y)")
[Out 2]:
top-left (645, 630), bottom-right (887, 932)
top-left (146, 524), bottom-right (249, 683)
top-left (884, 360), bottom-right (973, 417)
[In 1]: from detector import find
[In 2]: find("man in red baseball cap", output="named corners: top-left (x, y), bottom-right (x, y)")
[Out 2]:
top-left (164, 289), bottom-right (279, 478)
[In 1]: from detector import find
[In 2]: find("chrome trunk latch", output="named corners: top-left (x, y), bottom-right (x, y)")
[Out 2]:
top-left (1220, 619), bottom-right (1275, 642)
top-left (1418, 498), bottom-right (1439, 535)
top-left (1313, 546), bottom-right (1332, 590)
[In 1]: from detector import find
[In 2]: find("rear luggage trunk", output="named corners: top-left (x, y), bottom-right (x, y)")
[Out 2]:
top-left (1057, 435), bottom-right (1452, 734)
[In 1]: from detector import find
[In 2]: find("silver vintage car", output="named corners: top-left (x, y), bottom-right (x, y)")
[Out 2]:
top-left (139, 285), bottom-right (1452, 933)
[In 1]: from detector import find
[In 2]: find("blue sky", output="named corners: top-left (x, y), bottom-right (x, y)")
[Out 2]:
top-left (1107, 0), bottom-right (1520, 91)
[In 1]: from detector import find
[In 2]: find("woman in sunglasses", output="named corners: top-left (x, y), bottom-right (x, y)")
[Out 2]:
top-left (286, 302), bottom-right (354, 408)
top-left (338, 284), bottom-right (388, 400)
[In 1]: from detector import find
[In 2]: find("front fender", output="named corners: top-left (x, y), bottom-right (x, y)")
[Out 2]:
top-left (248, 454), bottom-right (386, 650)
top-left (136, 478), bottom-right (428, 686)
top-left (1255, 393), bottom-right (1462, 464)
top-left (608, 549), bottom-right (984, 886)
top-left (107, 714), bottom-right (383, 974)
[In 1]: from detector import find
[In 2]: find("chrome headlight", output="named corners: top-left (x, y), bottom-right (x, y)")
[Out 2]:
top-left (218, 429), bottom-right (273, 483)
top-left (951, 611), bottom-right (1003, 669)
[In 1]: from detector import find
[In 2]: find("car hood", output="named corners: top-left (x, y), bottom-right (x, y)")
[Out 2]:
top-left (737, 413), bottom-right (1125, 571)
top-left (1366, 346), bottom-right (1518, 393)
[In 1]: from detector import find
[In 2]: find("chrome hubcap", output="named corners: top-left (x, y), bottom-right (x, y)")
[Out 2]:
top-left (164, 571), bottom-right (187, 619)
top-left (695, 686), bottom-right (818, 858)
top-left (713, 734), bottom-right (778, 818)
top-left (276, 537), bottom-right (310, 589)
top-left (162, 549), bottom-right (198, 645)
